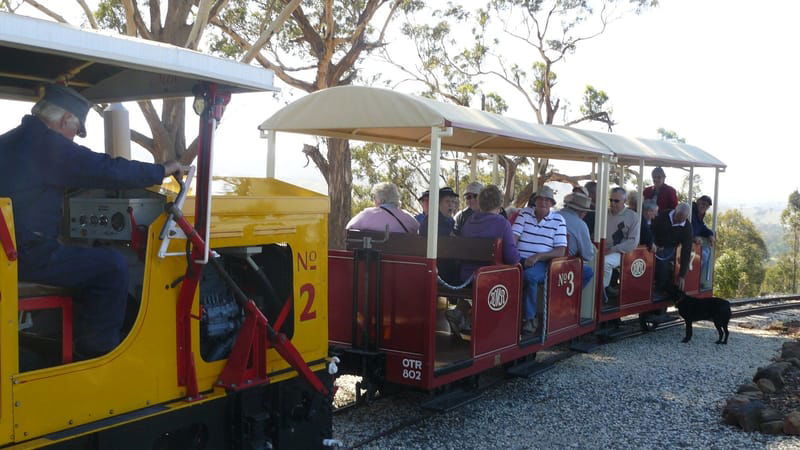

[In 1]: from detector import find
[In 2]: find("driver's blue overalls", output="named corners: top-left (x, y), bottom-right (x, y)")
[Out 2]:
top-left (0, 115), bottom-right (165, 356)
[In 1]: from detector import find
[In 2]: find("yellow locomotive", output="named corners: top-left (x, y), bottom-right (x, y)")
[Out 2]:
top-left (0, 13), bottom-right (332, 449)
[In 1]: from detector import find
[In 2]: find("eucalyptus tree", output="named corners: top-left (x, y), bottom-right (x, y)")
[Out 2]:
top-left (210, 0), bottom-right (421, 248)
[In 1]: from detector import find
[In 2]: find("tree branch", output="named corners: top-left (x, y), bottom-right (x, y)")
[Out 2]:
top-left (240, 0), bottom-right (302, 64)
top-left (185, 0), bottom-right (214, 49)
top-left (130, 129), bottom-right (154, 153)
top-left (302, 144), bottom-right (330, 183)
top-left (23, 0), bottom-right (67, 23)
top-left (74, 0), bottom-right (97, 29)
top-left (210, 17), bottom-right (315, 92)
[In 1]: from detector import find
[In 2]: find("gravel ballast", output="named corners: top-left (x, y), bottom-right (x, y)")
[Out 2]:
top-left (334, 313), bottom-right (800, 448)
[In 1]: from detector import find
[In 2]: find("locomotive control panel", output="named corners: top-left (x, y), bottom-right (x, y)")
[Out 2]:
top-left (69, 195), bottom-right (165, 241)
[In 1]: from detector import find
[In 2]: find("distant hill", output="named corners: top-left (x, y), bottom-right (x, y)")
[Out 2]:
top-left (720, 202), bottom-right (788, 258)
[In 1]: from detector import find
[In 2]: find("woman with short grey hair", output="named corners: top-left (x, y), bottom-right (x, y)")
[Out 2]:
top-left (371, 182), bottom-right (400, 207)
top-left (346, 182), bottom-right (419, 233)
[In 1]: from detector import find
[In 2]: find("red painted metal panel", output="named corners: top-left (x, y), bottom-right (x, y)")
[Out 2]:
top-left (619, 246), bottom-right (654, 310)
top-left (547, 257), bottom-right (582, 337)
top-left (674, 243), bottom-right (701, 294)
top-left (472, 265), bottom-right (521, 357)
top-left (0, 207), bottom-right (17, 261)
top-left (384, 352), bottom-right (426, 387)
top-left (328, 251), bottom-right (432, 354)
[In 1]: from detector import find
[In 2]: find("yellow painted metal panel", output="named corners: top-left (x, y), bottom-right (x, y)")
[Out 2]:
top-left (4, 178), bottom-right (331, 443)
top-left (0, 199), bottom-right (19, 445)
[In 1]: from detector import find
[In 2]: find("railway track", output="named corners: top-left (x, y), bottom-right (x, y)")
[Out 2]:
top-left (337, 294), bottom-right (800, 449)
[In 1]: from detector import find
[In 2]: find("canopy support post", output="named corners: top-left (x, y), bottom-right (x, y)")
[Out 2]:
top-left (637, 159), bottom-right (644, 227)
top-left (426, 127), bottom-right (453, 259)
top-left (265, 129), bottom-right (276, 179)
top-left (492, 154), bottom-right (499, 185)
top-left (687, 166), bottom-right (695, 222)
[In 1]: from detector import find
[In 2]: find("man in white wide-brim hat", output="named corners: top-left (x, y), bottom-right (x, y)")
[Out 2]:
top-left (511, 185), bottom-right (567, 336)
top-left (559, 191), bottom-right (596, 290)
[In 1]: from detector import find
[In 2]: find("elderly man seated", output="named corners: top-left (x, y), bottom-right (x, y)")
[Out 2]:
top-left (346, 182), bottom-right (419, 233)
top-left (559, 191), bottom-right (595, 288)
top-left (512, 185), bottom-right (567, 335)
top-left (604, 187), bottom-right (640, 300)
top-left (445, 185), bottom-right (520, 340)
top-left (653, 202), bottom-right (693, 294)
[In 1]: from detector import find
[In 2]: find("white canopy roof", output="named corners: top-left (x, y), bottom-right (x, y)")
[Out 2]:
top-left (565, 128), bottom-right (726, 169)
top-left (258, 85), bottom-right (612, 161)
top-left (0, 12), bottom-right (276, 103)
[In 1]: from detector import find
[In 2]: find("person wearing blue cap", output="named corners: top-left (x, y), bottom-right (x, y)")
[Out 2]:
top-left (0, 84), bottom-right (182, 359)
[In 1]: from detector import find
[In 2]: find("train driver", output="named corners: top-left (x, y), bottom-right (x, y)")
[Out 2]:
top-left (512, 185), bottom-right (567, 335)
top-left (0, 84), bottom-right (182, 359)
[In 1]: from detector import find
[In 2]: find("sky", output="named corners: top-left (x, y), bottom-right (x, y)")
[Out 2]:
top-left (1, 0), bottom-right (798, 212)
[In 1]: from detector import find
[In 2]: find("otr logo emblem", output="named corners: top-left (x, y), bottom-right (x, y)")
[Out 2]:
top-left (631, 258), bottom-right (646, 278)
top-left (488, 285), bottom-right (509, 311)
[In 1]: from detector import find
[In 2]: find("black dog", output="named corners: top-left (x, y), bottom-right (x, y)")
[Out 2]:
top-left (667, 285), bottom-right (731, 344)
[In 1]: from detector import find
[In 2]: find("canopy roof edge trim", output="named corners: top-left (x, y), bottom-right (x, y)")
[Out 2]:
top-left (563, 127), bottom-right (726, 169)
top-left (0, 12), bottom-right (277, 103)
top-left (259, 85), bottom-right (613, 159)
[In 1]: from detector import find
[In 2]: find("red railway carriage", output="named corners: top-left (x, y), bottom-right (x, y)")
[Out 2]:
top-left (257, 86), bottom-right (725, 404)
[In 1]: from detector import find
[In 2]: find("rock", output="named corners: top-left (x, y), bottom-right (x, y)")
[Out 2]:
top-left (741, 390), bottom-right (764, 399)
top-left (760, 420), bottom-right (784, 435)
top-left (757, 378), bottom-right (776, 394)
top-left (724, 400), bottom-right (765, 432)
top-left (782, 341), bottom-right (800, 360)
top-left (784, 411), bottom-right (800, 435)
top-left (768, 321), bottom-right (785, 331)
top-left (753, 362), bottom-right (791, 389)
top-left (760, 407), bottom-right (783, 423)
top-left (736, 382), bottom-right (760, 394)
top-left (785, 357), bottom-right (800, 369)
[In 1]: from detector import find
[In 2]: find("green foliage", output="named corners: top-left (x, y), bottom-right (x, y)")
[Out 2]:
top-left (778, 189), bottom-right (800, 292)
top-left (678, 174), bottom-right (703, 203)
top-left (657, 127), bottom-right (686, 143)
top-left (762, 255), bottom-right (796, 294)
top-left (714, 209), bottom-right (768, 297)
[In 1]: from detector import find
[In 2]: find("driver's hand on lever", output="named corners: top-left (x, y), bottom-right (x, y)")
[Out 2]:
top-left (161, 160), bottom-right (184, 178)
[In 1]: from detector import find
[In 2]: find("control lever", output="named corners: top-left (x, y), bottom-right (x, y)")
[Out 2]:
top-left (127, 206), bottom-right (148, 260)
top-left (158, 166), bottom-right (195, 259)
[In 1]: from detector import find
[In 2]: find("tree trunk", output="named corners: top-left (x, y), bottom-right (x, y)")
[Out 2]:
top-left (326, 138), bottom-right (352, 249)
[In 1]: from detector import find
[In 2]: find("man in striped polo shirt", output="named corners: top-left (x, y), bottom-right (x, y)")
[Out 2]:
top-left (512, 185), bottom-right (567, 335)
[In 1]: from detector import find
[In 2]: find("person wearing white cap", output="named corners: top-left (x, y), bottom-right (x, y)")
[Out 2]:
top-left (511, 185), bottom-right (567, 335)
top-left (453, 181), bottom-right (483, 235)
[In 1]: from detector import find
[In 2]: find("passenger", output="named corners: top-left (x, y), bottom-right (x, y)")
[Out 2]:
top-left (627, 190), bottom-right (640, 212)
top-left (640, 200), bottom-right (658, 252)
top-left (345, 182), bottom-right (420, 233)
top-left (459, 185), bottom-right (521, 280)
top-left (643, 167), bottom-right (678, 211)
top-left (692, 195), bottom-right (715, 289)
top-left (582, 181), bottom-right (597, 237)
top-left (0, 85), bottom-right (182, 359)
top-left (559, 192), bottom-right (595, 288)
top-left (447, 185), bottom-right (521, 340)
top-left (512, 185), bottom-right (567, 335)
top-left (652, 202), bottom-right (693, 293)
top-left (419, 187), bottom-right (458, 236)
top-left (414, 190), bottom-right (429, 224)
top-left (453, 181), bottom-right (483, 235)
top-left (604, 188), bottom-right (641, 299)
